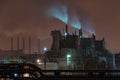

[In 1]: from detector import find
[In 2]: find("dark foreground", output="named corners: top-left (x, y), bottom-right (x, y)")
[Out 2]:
top-left (0, 63), bottom-right (120, 80)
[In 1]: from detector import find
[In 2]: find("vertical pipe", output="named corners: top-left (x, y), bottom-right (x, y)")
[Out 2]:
top-left (65, 24), bottom-right (68, 34)
top-left (23, 37), bottom-right (25, 50)
top-left (17, 36), bottom-right (19, 51)
top-left (79, 28), bottom-right (82, 37)
top-left (11, 36), bottom-right (13, 51)
top-left (29, 36), bottom-right (31, 54)
top-left (38, 39), bottom-right (40, 54)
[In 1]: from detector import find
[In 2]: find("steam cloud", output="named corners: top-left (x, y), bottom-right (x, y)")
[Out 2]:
top-left (46, 2), bottom-right (95, 35)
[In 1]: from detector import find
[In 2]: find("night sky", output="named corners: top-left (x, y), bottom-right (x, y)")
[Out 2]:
top-left (0, 0), bottom-right (120, 53)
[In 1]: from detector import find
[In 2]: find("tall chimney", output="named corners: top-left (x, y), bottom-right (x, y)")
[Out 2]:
top-left (23, 37), bottom-right (25, 50)
top-left (38, 39), bottom-right (41, 54)
top-left (17, 36), bottom-right (19, 50)
top-left (29, 36), bottom-right (31, 54)
top-left (79, 28), bottom-right (82, 37)
top-left (65, 24), bottom-right (68, 34)
top-left (92, 33), bottom-right (96, 40)
top-left (11, 36), bottom-right (13, 51)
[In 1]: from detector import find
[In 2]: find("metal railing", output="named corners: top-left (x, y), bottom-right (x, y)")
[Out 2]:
top-left (0, 63), bottom-right (120, 80)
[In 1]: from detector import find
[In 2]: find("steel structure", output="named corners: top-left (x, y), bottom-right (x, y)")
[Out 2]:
top-left (0, 63), bottom-right (120, 80)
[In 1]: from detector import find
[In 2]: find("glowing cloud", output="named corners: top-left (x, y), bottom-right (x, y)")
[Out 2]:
top-left (84, 21), bottom-right (95, 35)
top-left (69, 15), bottom-right (81, 29)
top-left (86, 27), bottom-right (95, 35)
top-left (68, 8), bottom-right (82, 29)
top-left (47, 4), bottom-right (68, 24)
top-left (46, 3), bottom-right (95, 35)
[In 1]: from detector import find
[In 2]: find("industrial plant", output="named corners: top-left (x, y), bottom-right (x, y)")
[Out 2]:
top-left (0, 25), bottom-right (117, 70)
top-left (45, 25), bottom-right (115, 70)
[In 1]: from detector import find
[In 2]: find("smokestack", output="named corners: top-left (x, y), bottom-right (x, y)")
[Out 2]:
top-left (78, 28), bottom-right (82, 46)
top-left (29, 36), bottom-right (31, 54)
top-left (92, 33), bottom-right (96, 40)
top-left (38, 39), bottom-right (41, 54)
top-left (11, 36), bottom-right (13, 51)
top-left (65, 24), bottom-right (68, 34)
top-left (79, 28), bottom-right (82, 37)
top-left (23, 37), bottom-right (25, 50)
top-left (17, 36), bottom-right (19, 51)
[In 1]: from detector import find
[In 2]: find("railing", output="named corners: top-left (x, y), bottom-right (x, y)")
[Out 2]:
top-left (42, 70), bottom-right (120, 80)
top-left (0, 63), bottom-right (43, 80)
top-left (0, 63), bottom-right (120, 80)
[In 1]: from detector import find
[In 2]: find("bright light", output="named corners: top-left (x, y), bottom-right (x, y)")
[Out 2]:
top-left (67, 54), bottom-right (71, 58)
top-left (36, 59), bottom-right (40, 63)
top-left (43, 47), bottom-right (48, 52)
top-left (66, 54), bottom-right (71, 66)
top-left (23, 73), bottom-right (30, 77)
top-left (36, 59), bottom-right (42, 64)
top-left (14, 73), bottom-right (18, 77)
top-left (64, 32), bottom-right (67, 36)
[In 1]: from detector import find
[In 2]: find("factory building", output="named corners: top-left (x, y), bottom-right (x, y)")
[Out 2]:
top-left (45, 25), bottom-right (115, 70)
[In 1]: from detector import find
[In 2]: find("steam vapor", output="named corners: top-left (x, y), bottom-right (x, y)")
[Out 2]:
top-left (46, 2), bottom-right (95, 35)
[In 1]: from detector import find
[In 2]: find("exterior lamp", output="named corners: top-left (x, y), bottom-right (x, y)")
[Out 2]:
top-left (64, 32), bottom-right (67, 36)
top-left (36, 59), bottom-right (40, 63)
top-left (67, 54), bottom-right (71, 58)
top-left (43, 47), bottom-right (48, 53)
top-left (66, 54), bottom-right (71, 66)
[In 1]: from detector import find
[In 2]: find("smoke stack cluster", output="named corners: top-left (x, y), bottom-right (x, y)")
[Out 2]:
top-left (10, 36), bottom-right (41, 54)
top-left (11, 36), bottom-right (25, 51)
